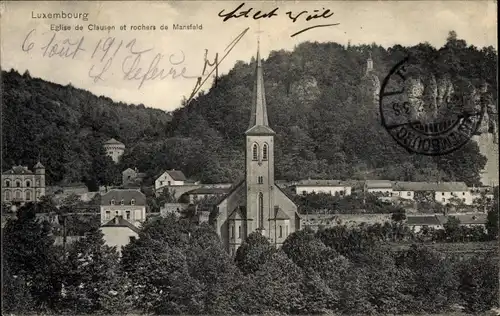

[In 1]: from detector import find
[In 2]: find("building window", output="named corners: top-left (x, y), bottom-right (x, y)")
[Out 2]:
top-left (26, 191), bottom-right (31, 201)
top-left (160, 181), bottom-right (163, 185)
top-left (36, 180), bottom-right (40, 187)
top-left (26, 181), bottom-right (31, 187)
top-left (262, 144), bottom-right (268, 161)
top-left (340, 191), bottom-right (344, 196)
top-left (120, 199), bottom-right (124, 205)
top-left (238, 225), bottom-right (241, 238)
top-left (110, 199), bottom-right (115, 205)
top-left (5, 180), bottom-right (10, 187)
top-left (302, 191), bottom-right (306, 195)
top-left (230, 225), bottom-right (234, 239)
top-left (105, 211), bottom-right (111, 220)
top-left (168, 181), bottom-right (171, 185)
top-left (258, 176), bottom-right (263, 184)
top-left (462, 192), bottom-right (465, 195)
top-left (252, 143), bottom-right (259, 161)
top-left (442, 192), bottom-right (444, 196)
top-left (15, 191), bottom-right (21, 199)
top-left (463, 198), bottom-right (466, 202)
top-left (279, 225), bottom-right (283, 238)
top-left (35, 190), bottom-right (40, 199)
top-left (258, 192), bottom-right (264, 229)
top-left (126, 211), bottom-right (131, 220)
top-left (286, 225), bottom-right (288, 236)
top-left (16, 181), bottom-right (21, 188)
top-left (5, 191), bottom-right (11, 200)
top-left (407, 192), bottom-right (411, 196)
top-left (442, 198), bottom-right (445, 202)
top-left (131, 199), bottom-right (135, 205)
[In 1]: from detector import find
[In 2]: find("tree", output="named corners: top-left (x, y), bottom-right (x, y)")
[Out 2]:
top-left (121, 236), bottom-right (205, 314)
top-left (236, 251), bottom-right (304, 314)
top-left (444, 216), bottom-right (462, 241)
top-left (234, 232), bottom-right (275, 275)
top-left (281, 229), bottom-right (339, 271)
top-left (2, 203), bottom-right (63, 311)
top-left (62, 227), bottom-right (131, 314)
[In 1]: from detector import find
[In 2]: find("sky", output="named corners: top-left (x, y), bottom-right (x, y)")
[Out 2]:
top-left (1, 1), bottom-right (497, 111)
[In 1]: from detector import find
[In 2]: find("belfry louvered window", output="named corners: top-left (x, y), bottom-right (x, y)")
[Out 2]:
top-left (262, 144), bottom-right (268, 161)
top-left (252, 143), bottom-right (259, 161)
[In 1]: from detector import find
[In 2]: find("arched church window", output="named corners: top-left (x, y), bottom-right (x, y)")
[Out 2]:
top-left (16, 181), bottom-right (21, 188)
top-left (5, 180), bottom-right (10, 187)
top-left (26, 191), bottom-right (31, 201)
top-left (262, 144), bottom-right (268, 161)
top-left (252, 143), bottom-right (259, 161)
top-left (258, 192), bottom-right (264, 228)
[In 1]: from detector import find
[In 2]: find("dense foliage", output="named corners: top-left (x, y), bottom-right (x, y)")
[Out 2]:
top-left (2, 202), bottom-right (499, 315)
top-left (2, 32), bottom-right (497, 186)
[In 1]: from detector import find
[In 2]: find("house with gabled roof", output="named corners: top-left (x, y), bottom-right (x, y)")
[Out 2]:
top-left (101, 216), bottom-right (140, 254)
top-left (210, 46), bottom-right (300, 256)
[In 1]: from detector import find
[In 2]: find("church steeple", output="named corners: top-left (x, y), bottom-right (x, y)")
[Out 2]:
top-left (246, 44), bottom-right (275, 135)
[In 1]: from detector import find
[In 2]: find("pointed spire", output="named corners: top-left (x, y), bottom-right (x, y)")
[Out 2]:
top-left (248, 43), bottom-right (270, 129)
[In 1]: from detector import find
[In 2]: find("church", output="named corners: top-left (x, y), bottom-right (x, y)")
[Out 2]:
top-left (211, 47), bottom-right (300, 256)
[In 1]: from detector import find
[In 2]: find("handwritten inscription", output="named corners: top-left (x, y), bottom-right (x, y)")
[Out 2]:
top-left (218, 2), bottom-right (339, 37)
top-left (20, 28), bottom-right (242, 91)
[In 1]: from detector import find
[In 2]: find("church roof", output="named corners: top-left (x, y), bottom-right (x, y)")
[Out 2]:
top-left (228, 206), bottom-right (246, 220)
top-left (245, 45), bottom-right (275, 136)
top-left (270, 207), bottom-right (290, 220)
top-left (245, 125), bottom-right (276, 136)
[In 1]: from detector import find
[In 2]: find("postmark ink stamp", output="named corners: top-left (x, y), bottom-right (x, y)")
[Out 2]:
top-left (379, 56), bottom-right (486, 156)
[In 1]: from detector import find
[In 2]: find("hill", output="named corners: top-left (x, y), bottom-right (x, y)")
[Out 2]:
top-left (2, 31), bottom-right (497, 187)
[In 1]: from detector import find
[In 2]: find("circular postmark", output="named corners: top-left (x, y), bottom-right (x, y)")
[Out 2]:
top-left (379, 56), bottom-right (485, 156)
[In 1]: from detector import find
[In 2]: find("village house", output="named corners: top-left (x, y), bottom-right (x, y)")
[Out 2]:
top-left (364, 180), bottom-right (393, 195)
top-left (181, 187), bottom-right (232, 204)
top-left (2, 162), bottom-right (46, 205)
top-left (433, 182), bottom-right (472, 205)
top-left (293, 179), bottom-right (352, 197)
top-left (122, 167), bottom-right (146, 187)
top-left (99, 189), bottom-right (146, 252)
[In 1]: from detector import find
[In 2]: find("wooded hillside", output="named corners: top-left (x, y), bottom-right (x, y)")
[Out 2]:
top-left (2, 31), bottom-right (497, 186)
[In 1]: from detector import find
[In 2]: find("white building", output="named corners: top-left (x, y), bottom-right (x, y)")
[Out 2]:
top-left (433, 182), bottom-right (472, 205)
top-left (293, 179), bottom-right (352, 196)
top-left (155, 169), bottom-right (190, 190)
top-left (100, 189), bottom-right (146, 252)
top-left (103, 138), bottom-right (125, 163)
top-left (364, 180), bottom-right (393, 195)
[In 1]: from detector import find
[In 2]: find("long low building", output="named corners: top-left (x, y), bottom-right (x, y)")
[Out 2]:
top-left (293, 179), bottom-right (352, 196)
top-left (406, 213), bottom-right (488, 233)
